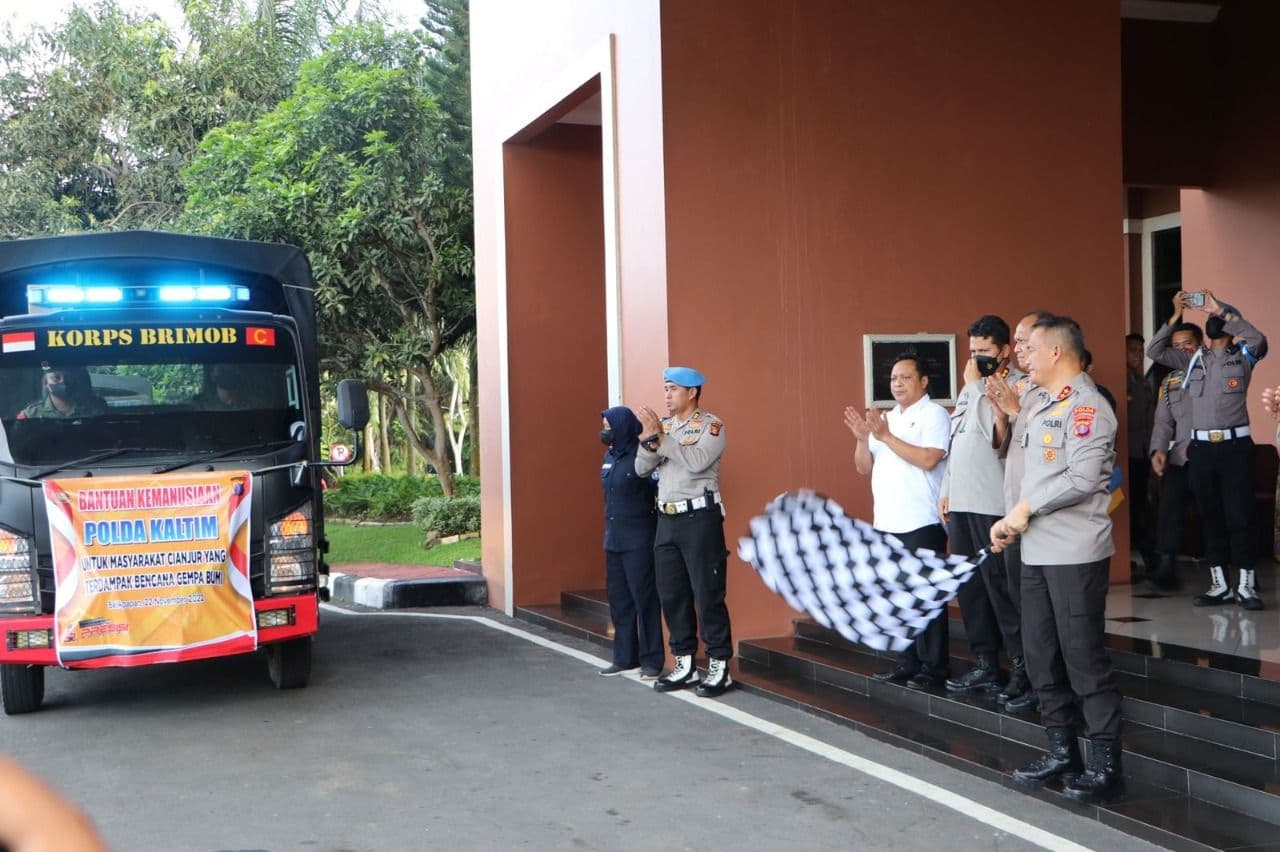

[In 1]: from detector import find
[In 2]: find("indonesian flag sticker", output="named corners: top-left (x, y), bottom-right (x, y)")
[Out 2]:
top-left (2, 331), bottom-right (35, 353)
top-left (245, 326), bottom-right (276, 346)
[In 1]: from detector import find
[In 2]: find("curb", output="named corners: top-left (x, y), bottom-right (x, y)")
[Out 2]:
top-left (328, 571), bottom-right (488, 609)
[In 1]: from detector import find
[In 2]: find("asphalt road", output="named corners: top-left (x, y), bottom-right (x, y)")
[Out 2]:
top-left (0, 605), bottom-right (1166, 852)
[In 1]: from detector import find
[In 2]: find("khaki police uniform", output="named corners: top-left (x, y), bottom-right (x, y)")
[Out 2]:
top-left (17, 395), bottom-right (106, 420)
top-left (942, 366), bottom-right (1026, 668)
top-left (1018, 376), bottom-right (1122, 742)
top-left (1147, 312), bottom-right (1268, 570)
top-left (1150, 370), bottom-right (1194, 561)
top-left (635, 408), bottom-right (732, 661)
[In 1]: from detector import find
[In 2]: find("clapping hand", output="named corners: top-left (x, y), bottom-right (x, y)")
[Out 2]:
top-left (984, 372), bottom-right (1020, 417)
top-left (636, 405), bottom-right (663, 443)
top-left (843, 406), bottom-right (871, 440)
top-left (1262, 386), bottom-right (1280, 421)
top-left (865, 408), bottom-right (890, 440)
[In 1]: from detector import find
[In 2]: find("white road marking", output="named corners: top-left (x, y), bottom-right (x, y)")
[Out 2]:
top-left (321, 604), bottom-right (1092, 852)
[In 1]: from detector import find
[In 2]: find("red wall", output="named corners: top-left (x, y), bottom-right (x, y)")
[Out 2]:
top-left (659, 0), bottom-right (1127, 642)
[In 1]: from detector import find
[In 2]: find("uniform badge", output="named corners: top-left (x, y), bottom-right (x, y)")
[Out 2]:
top-left (692, 411), bottom-right (703, 421)
top-left (1227, 377), bottom-right (1240, 390)
top-left (1042, 433), bottom-right (1053, 445)
top-left (680, 434), bottom-right (699, 445)
top-left (1072, 405), bottom-right (1096, 437)
top-left (998, 367), bottom-right (1010, 379)
top-left (709, 421), bottom-right (722, 436)
top-left (1044, 448), bottom-right (1057, 461)
top-left (1055, 385), bottom-right (1073, 402)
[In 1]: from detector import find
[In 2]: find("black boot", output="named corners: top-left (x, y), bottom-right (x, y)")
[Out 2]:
top-left (945, 653), bottom-right (1001, 693)
top-left (1063, 739), bottom-right (1125, 803)
top-left (1012, 726), bottom-right (1082, 786)
top-left (1145, 553), bottom-right (1181, 592)
top-left (997, 657), bottom-right (1030, 703)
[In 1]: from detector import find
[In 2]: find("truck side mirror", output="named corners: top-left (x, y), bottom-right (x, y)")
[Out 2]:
top-left (336, 380), bottom-right (369, 431)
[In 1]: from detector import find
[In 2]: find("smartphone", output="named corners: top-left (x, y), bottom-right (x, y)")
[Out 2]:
top-left (1182, 291), bottom-right (1206, 308)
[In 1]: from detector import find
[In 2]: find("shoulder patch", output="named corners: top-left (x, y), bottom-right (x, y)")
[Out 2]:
top-left (1055, 385), bottom-right (1073, 402)
top-left (691, 411), bottom-right (703, 421)
top-left (709, 421), bottom-right (722, 436)
top-left (1072, 405), bottom-right (1096, 437)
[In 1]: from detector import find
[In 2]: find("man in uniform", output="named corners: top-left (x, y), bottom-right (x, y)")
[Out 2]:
top-left (846, 352), bottom-right (952, 690)
top-left (1147, 291), bottom-right (1267, 610)
top-left (1146, 322), bottom-right (1202, 591)
top-left (635, 367), bottom-right (733, 698)
top-left (984, 309), bottom-right (1055, 713)
top-left (939, 316), bottom-right (1026, 697)
top-left (990, 315), bottom-right (1124, 804)
top-left (16, 364), bottom-right (107, 419)
top-left (1126, 333), bottom-right (1156, 576)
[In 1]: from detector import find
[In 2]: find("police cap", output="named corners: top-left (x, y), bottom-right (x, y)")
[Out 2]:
top-left (663, 366), bottom-right (705, 388)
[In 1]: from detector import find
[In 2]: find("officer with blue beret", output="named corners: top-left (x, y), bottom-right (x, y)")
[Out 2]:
top-left (635, 366), bottom-right (734, 697)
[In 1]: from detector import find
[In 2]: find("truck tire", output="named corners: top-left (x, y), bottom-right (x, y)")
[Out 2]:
top-left (1, 665), bottom-right (45, 715)
top-left (266, 637), bottom-right (312, 690)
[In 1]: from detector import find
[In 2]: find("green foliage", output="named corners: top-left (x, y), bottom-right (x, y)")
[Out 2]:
top-left (97, 364), bottom-right (203, 402)
top-left (325, 521), bottom-right (481, 566)
top-left (410, 495), bottom-right (480, 537)
top-left (323, 472), bottom-right (477, 519)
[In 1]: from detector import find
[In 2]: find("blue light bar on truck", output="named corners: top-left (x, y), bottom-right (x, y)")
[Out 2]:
top-left (26, 284), bottom-right (251, 311)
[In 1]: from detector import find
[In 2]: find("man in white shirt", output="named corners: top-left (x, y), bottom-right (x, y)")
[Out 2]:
top-left (845, 352), bottom-right (953, 689)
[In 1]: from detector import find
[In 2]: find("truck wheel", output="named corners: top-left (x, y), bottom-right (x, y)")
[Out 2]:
top-left (1, 665), bottom-right (45, 715)
top-left (266, 637), bottom-right (312, 690)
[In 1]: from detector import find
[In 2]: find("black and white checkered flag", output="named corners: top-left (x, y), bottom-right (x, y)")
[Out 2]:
top-left (737, 490), bottom-right (985, 652)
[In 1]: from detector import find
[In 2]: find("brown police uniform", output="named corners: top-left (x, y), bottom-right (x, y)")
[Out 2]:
top-left (1018, 376), bottom-right (1122, 743)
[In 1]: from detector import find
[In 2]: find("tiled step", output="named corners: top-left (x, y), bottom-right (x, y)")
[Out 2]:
top-left (515, 603), bottom-right (612, 648)
top-left (741, 634), bottom-right (1280, 845)
top-left (562, 588), bottom-right (610, 620)
top-left (731, 656), bottom-right (1280, 852)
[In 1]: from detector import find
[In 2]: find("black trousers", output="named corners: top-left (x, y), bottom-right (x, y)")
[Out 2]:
top-left (1187, 437), bottom-right (1255, 567)
top-left (949, 511), bottom-right (1022, 661)
top-left (1021, 558), bottom-right (1121, 740)
top-left (605, 547), bottom-right (665, 670)
top-left (1155, 462), bottom-right (1192, 556)
top-left (1128, 457), bottom-right (1153, 558)
top-left (654, 509), bottom-right (732, 660)
top-left (887, 524), bottom-right (949, 675)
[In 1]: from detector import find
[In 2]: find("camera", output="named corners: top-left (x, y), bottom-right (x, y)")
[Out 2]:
top-left (1182, 291), bottom-right (1206, 308)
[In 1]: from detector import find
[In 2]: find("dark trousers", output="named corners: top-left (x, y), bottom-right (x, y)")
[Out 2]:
top-left (1129, 457), bottom-right (1153, 559)
top-left (1188, 438), bottom-right (1256, 567)
top-left (1021, 558), bottom-right (1122, 740)
top-left (889, 523), bottom-right (949, 675)
top-left (605, 547), bottom-right (665, 670)
top-left (949, 511), bottom-right (1023, 661)
top-left (654, 509), bottom-right (732, 660)
top-left (1155, 462), bottom-right (1192, 555)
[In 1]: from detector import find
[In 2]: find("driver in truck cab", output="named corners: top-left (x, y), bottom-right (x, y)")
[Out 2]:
top-left (16, 363), bottom-right (108, 420)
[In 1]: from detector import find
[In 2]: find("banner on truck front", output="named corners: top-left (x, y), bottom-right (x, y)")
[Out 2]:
top-left (44, 471), bottom-right (256, 667)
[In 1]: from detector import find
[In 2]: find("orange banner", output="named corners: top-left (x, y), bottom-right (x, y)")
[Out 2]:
top-left (45, 471), bottom-right (256, 668)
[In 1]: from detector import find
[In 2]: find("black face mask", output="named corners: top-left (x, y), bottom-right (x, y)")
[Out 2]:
top-left (1205, 316), bottom-right (1230, 340)
top-left (974, 355), bottom-right (1000, 378)
top-left (47, 382), bottom-right (67, 398)
top-left (599, 429), bottom-right (614, 446)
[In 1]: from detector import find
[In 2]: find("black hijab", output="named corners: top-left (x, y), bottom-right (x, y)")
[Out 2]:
top-left (601, 405), bottom-right (643, 457)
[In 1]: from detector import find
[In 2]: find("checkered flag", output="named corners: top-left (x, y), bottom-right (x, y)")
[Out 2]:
top-left (737, 490), bottom-right (985, 652)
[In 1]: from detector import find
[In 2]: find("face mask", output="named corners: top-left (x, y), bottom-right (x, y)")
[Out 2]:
top-left (974, 355), bottom-right (1000, 378)
top-left (1205, 316), bottom-right (1230, 340)
top-left (599, 429), bottom-right (614, 446)
top-left (47, 382), bottom-right (67, 398)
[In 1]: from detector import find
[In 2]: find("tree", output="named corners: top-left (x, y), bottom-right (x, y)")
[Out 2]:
top-left (181, 23), bottom-right (474, 494)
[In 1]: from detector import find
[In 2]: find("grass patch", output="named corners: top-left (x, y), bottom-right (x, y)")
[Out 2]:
top-left (325, 522), bottom-right (481, 567)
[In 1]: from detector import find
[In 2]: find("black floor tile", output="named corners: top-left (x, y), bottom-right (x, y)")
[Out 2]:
top-left (1101, 795), bottom-right (1280, 852)
top-left (515, 604), bottom-right (612, 646)
top-left (561, 588), bottom-right (610, 619)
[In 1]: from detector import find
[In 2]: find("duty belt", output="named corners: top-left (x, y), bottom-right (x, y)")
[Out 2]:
top-left (1193, 426), bottom-right (1250, 443)
top-left (659, 491), bottom-right (722, 516)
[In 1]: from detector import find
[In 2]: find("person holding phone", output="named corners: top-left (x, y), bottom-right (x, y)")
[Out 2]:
top-left (1147, 290), bottom-right (1268, 609)
top-left (938, 316), bottom-right (1029, 700)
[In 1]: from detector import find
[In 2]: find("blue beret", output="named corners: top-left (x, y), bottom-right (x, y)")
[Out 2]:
top-left (663, 366), bottom-right (706, 387)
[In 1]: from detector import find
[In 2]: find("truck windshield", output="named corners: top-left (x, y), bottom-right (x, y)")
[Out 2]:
top-left (0, 322), bottom-right (304, 467)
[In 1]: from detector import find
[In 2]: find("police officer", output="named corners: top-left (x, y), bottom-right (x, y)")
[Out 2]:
top-left (984, 309), bottom-right (1054, 713)
top-left (990, 315), bottom-right (1124, 804)
top-left (16, 364), bottom-right (107, 420)
top-left (939, 316), bottom-right (1026, 697)
top-left (1147, 291), bottom-right (1268, 610)
top-left (1126, 333), bottom-right (1157, 575)
top-left (598, 406), bottom-right (663, 678)
top-left (1146, 322), bottom-right (1202, 591)
top-left (635, 367), bottom-right (733, 698)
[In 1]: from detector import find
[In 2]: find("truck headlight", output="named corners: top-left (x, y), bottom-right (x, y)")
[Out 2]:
top-left (0, 527), bottom-right (39, 614)
top-left (267, 502), bottom-right (316, 594)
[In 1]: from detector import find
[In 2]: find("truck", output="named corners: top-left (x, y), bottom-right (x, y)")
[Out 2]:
top-left (0, 230), bottom-right (368, 713)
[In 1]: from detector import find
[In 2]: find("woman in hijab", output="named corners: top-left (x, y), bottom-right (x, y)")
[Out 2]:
top-left (599, 406), bottom-right (663, 677)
